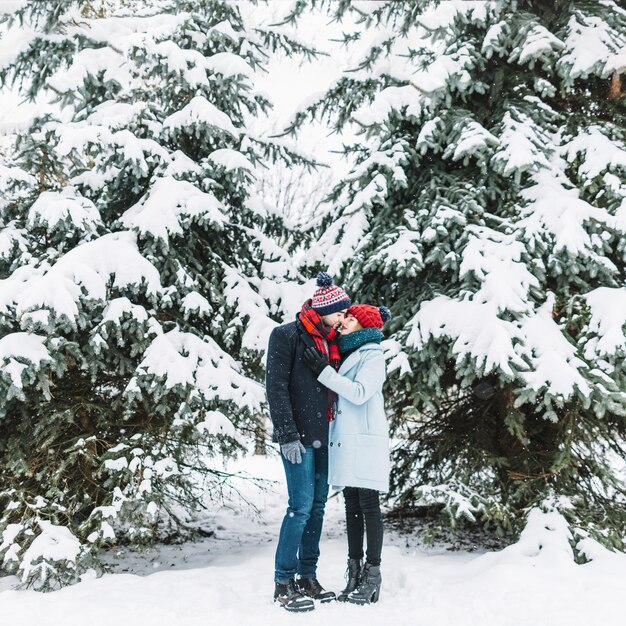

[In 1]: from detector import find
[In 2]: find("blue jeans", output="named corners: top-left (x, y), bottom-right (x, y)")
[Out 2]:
top-left (274, 444), bottom-right (329, 583)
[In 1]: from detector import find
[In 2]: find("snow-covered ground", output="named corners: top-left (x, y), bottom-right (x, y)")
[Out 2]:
top-left (1, 452), bottom-right (626, 626)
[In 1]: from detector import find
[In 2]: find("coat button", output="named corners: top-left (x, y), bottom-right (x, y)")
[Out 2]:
top-left (316, 412), bottom-right (322, 418)
top-left (330, 442), bottom-right (333, 446)
top-left (316, 387), bottom-right (321, 392)
top-left (338, 442), bottom-right (341, 447)
top-left (338, 410), bottom-right (342, 415)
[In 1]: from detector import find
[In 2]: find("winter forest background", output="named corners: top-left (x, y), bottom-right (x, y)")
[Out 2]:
top-left (0, 0), bottom-right (626, 612)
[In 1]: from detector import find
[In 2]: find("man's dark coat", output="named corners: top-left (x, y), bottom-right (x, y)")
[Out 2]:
top-left (265, 318), bottom-right (331, 446)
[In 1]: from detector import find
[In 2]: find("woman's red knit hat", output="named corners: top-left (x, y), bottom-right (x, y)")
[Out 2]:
top-left (347, 304), bottom-right (392, 329)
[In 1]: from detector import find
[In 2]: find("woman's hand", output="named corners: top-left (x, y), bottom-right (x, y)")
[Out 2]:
top-left (303, 347), bottom-right (330, 376)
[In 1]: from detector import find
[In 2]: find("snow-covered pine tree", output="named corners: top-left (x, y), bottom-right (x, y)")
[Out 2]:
top-left (0, 0), bottom-right (315, 588)
top-left (286, 0), bottom-right (626, 544)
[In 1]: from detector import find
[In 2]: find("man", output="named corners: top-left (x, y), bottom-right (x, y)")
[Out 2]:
top-left (265, 272), bottom-right (351, 612)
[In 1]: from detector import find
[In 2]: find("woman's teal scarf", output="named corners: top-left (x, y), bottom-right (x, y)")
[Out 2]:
top-left (338, 328), bottom-right (383, 356)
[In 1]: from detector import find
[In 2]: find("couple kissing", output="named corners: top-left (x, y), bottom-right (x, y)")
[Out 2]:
top-left (266, 272), bottom-right (392, 612)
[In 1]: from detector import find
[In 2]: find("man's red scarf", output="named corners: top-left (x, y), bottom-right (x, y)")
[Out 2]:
top-left (299, 300), bottom-right (341, 422)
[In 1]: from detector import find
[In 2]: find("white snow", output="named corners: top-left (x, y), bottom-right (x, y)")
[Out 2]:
top-left (583, 287), bottom-right (626, 358)
top-left (100, 298), bottom-right (149, 325)
top-left (159, 150), bottom-right (203, 178)
top-left (209, 20), bottom-right (242, 42)
top-left (208, 148), bottom-right (254, 171)
top-left (136, 329), bottom-right (264, 410)
top-left (562, 126), bottom-right (626, 180)
top-left (120, 176), bottom-right (226, 244)
top-left (26, 188), bottom-right (102, 236)
top-left (408, 296), bottom-right (526, 378)
top-left (162, 95), bottom-right (239, 137)
top-left (518, 170), bottom-right (616, 257)
top-left (0, 332), bottom-right (51, 390)
top-left (0, 163), bottom-right (35, 191)
top-left (519, 296), bottom-right (591, 398)
top-left (0, 227), bottom-right (18, 263)
top-left (353, 85), bottom-right (423, 126)
top-left (447, 120), bottom-right (499, 163)
top-left (370, 229), bottom-right (423, 272)
top-left (103, 457), bottom-right (129, 472)
top-left (205, 52), bottom-right (254, 78)
top-left (46, 47), bottom-right (127, 94)
top-left (1, 454), bottom-right (626, 625)
top-left (382, 339), bottom-right (412, 376)
top-left (491, 110), bottom-right (551, 177)
top-left (19, 521), bottom-right (81, 584)
top-left (85, 101), bottom-right (146, 129)
top-left (408, 292), bottom-right (593, 398)
top-left (410, 43), bottom-right (475, 96)
top-left (54, 124), bottom-right (169, 179)
top-left (181, 292), bottom-right (212, 316)
top-left (151, 40), bottom-right (209, 85)
top-left (195, 410), bottom-right (238, 440)
top-left (482, 20), bottom-right (508, 57)
top-left (513, 23), bottom-right (564, 66)
top-left (312, 174), bottom-right (388, 276)
top-left (2, 232), bottom-right (162, 326)
top-left (558, 13), bottom-right (626, 80)
top-left (459, 225), bottom-right (539, 314)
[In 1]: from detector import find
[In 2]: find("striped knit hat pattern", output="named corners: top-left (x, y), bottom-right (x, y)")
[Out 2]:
top-left (311, 272), bottom-right (352, 315)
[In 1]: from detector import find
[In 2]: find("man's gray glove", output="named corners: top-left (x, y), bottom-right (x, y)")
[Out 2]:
top-left (281, 440), bottom-right (306, 464)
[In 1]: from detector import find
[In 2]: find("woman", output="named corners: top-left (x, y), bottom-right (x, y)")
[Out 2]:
top-left (303, 303), bottom-right (392, 605)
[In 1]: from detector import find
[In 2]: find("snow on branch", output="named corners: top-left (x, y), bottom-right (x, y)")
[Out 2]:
top-left (135, 329), bottom-right (264, 410)
top-left (19, 521), bottom-right (81, 587)
top-left (0, 332), bottom-right (51, 393)
top-left (205, 51), bottom-right (254, 79)
top-left (353, 85), bottom-right (423, 127)
top-left (517, 170), bottom-right (618, 257)
top-left (562, 126), bottom-right (626, 180)
top-left (162, 95), bottom-right (239, 138)
top-left (26, 187), bottom-right (102, 237)
top-left (2, 232), bottom-right (161, 327)
top-left (519, 296), bottom-right (591, 399)
top-left (208, 148), bottom-right (254, 172)
top-left (459, 225), bottom-right (539, 314)
top-left (312, 174), bottom-right (387, 276)
top-left (443, 119), bottom-right (499, 163)
top-left (509, 22), bottom-right (564, 67)
top-left (583, 287), bottom-right (626, 359)
top-left (46, 46), bottom-right (128, 94)
top-left (120, 176), bottom-right (226, 244)
top-left (557, 13), bottom-right (626, 81)
top-left (490, 110), bottom-right (551, 179)
top-left (410, 42), bottom-right (476, 96)
top-left (407, 296), bottom-right (527, 379)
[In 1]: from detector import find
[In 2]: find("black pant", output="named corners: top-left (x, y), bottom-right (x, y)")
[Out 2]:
top-left (343, 487), bottom-right (383, 566)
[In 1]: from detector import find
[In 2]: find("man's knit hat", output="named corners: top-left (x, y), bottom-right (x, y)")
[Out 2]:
top-left (311, 272), bottom-right (351, 315)
top-left (346, 304), bottom-right (392, 330)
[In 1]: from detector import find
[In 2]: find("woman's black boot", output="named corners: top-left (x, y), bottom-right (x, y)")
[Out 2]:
top-left (347, 563), bottom-right (381, 605)
top-left (338, 558), bottom-right (363, 602)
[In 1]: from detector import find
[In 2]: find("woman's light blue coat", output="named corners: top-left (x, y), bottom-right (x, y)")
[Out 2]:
top-left (317, 343), bottom-right (390, 493)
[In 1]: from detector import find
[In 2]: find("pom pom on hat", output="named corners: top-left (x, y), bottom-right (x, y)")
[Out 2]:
top-left (311, 272), bottom-right (351, 315)
top-left (316, 271), bottom-right (333, 287)
top-left (379, 306), bottom-right (392, 324)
